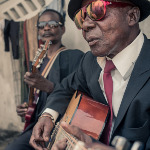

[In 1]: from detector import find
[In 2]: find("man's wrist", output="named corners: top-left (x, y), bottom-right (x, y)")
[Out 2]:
top-left (39, 113), bottom-right (55, 125)
top-left (42, 109), bottom-right (59, 124)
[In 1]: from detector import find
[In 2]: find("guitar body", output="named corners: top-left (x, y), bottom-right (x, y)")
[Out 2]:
top-left (71, 93), bottom-right (109, 139)
top-left (24, 101), bottom-right (37, 130)
top-left (48, 91), bottom-right (109, 149)
top-left (24, 92), bottom-right (39, 130)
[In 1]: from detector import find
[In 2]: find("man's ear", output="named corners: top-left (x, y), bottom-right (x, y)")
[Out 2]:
top-left (127, 7), bottom-right (140, 26)
top-left (61, 26), bottom-right (65, 35)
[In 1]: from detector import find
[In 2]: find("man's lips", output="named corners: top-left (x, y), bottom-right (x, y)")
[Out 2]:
top-left (86, 37), bottom-right (100, 46)
top-left (43, 33), bottom-right (53, 37)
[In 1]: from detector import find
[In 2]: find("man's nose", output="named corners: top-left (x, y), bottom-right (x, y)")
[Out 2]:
top-left (44, 23), bottom-right (50, 30)
top-left (82, 16), bottom-right (96, 31)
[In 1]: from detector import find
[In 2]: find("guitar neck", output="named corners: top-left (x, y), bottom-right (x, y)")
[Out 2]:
top-left (28, 87), bottom-right (34, 106)
top-left (27, 40), bottom-right (51, 106)
top-left (28, 65), bottom-right (37, 106)
top-left (23, 40), bottom-right (51, 131)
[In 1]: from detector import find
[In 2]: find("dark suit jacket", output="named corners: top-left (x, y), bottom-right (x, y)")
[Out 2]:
top-left (45, 36), bottom-right (150, 149)
top-left (24, 49), bottom-right (84, 132)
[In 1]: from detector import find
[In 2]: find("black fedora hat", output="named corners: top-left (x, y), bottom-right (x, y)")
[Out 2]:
top-left (68, 0), bottom-right (150, 22)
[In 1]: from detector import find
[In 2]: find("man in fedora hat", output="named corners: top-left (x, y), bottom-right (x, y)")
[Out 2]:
top-left (29, 0), bottom-right (150, 149)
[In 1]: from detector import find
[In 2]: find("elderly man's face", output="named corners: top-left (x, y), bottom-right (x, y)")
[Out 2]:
top-left (38, 11), bottom-right (65, 44)
top-left (81, 0), bottom-right (132, 58)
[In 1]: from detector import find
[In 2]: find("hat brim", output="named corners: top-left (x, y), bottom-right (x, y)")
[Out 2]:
top-left (68, 0), bottom-right (82, 21)
top-left (130, 0), bottom-right (150, 21)
top-left (68, 0), bottom-right (150, 22)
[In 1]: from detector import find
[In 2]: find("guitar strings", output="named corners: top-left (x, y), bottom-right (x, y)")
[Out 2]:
top-left (47, 123), bottom-right (60, 149)
top-left (59, 126), bottom-right (87, 150)
top-left (59, 126), bottom-right (79, 149)
top-left (47, 123), bottom-right (87, 150)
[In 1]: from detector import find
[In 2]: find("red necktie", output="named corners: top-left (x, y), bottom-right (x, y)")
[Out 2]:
top-left (101, 60), bottom-right (115, 145)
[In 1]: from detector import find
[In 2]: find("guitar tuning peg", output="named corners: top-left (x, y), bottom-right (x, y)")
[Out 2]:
top-left (37, 48), bottom-right (42, 52)
top-left (49, 41), bottom-right (52, 45)
top-left (111, 136), bottom-right (130, 150)
top-left (40, 44), bottom-right (44, 47)
top-left (39, 59), bottom-right (43, 64)
top-left (36, 64), bottom-right (40, 68)
top-left (43, 53), bottom-right (47, 58)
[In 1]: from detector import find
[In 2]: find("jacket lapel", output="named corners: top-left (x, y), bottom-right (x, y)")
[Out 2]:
top-left (89, 57), bottom-right (107, 105)
top-left (112, 37), bottom-right (150, 134)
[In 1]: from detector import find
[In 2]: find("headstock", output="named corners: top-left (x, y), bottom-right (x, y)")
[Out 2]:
top-left (32, 40), bottom-right (52, 70)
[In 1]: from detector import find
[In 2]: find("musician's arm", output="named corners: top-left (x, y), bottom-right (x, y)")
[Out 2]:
top-left (42, 52), bottom-right (91, 116)
top-left (29, 52), bottom-right (90, 149)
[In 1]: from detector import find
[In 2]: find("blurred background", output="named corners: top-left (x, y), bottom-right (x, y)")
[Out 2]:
top-left (0, 0), bottom-right (149, 149)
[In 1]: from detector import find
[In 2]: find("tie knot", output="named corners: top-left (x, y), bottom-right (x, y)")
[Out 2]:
top-left (104, 60), bottom-right (115, 73)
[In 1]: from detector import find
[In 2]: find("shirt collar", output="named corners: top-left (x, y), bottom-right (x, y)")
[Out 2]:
top-left (97, 31), bottom-right (144, 80)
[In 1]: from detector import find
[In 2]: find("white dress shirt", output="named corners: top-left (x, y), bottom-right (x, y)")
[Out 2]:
top-left (97, 31), bottom-right (144, 117)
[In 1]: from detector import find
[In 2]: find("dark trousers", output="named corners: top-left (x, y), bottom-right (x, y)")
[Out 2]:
top-left (5, 129), bottom-right (34, 150)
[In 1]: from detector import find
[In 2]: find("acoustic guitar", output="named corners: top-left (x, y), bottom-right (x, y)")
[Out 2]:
top-left (24, 40), bottom-right (52, 131)
top-left (47, 91), bottom-right (144, 150)
top-left (47, 91), bottom-right (109, 149)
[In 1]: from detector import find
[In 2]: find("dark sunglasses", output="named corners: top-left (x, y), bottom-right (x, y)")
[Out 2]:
top-left (74, 0), bottom-right (133, 29)
top-left (37, 20), bottom-right (63, 29)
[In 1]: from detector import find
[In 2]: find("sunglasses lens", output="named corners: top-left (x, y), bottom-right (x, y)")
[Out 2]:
top-left (74, 0), bottom-right (107, 29)
top-left (86, 1), bottom-right (106, 20)
top-left (38, 22), bottom-right (46, 29)
top-left (38, 21), bottom-right (60, 29)
top-left (74, 9), bottom-right (85, 29)
top-left (47, 21), bottom-right (59, 27)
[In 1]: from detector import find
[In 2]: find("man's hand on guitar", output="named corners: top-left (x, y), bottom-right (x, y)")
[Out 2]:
top-left (61, 121), bottom-right (93, 143)
top-left (16, 102), bottom-right (28, 117)
top-left (51, 121), bottom-right (93, 150)
top-left (24, 71), bottom-right (54, 93)
top-left (51, 122), bottom-right (116, 150)
top-left (51, 139), bottom-right (67, 150)
top-left (29, 113), bottom-right (54, 150)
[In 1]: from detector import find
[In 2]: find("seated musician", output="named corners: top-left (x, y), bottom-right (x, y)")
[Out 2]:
top-left (29, 0), bottom-right (150, 149)
top-left (5, 9), bottom-right (84, 150)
